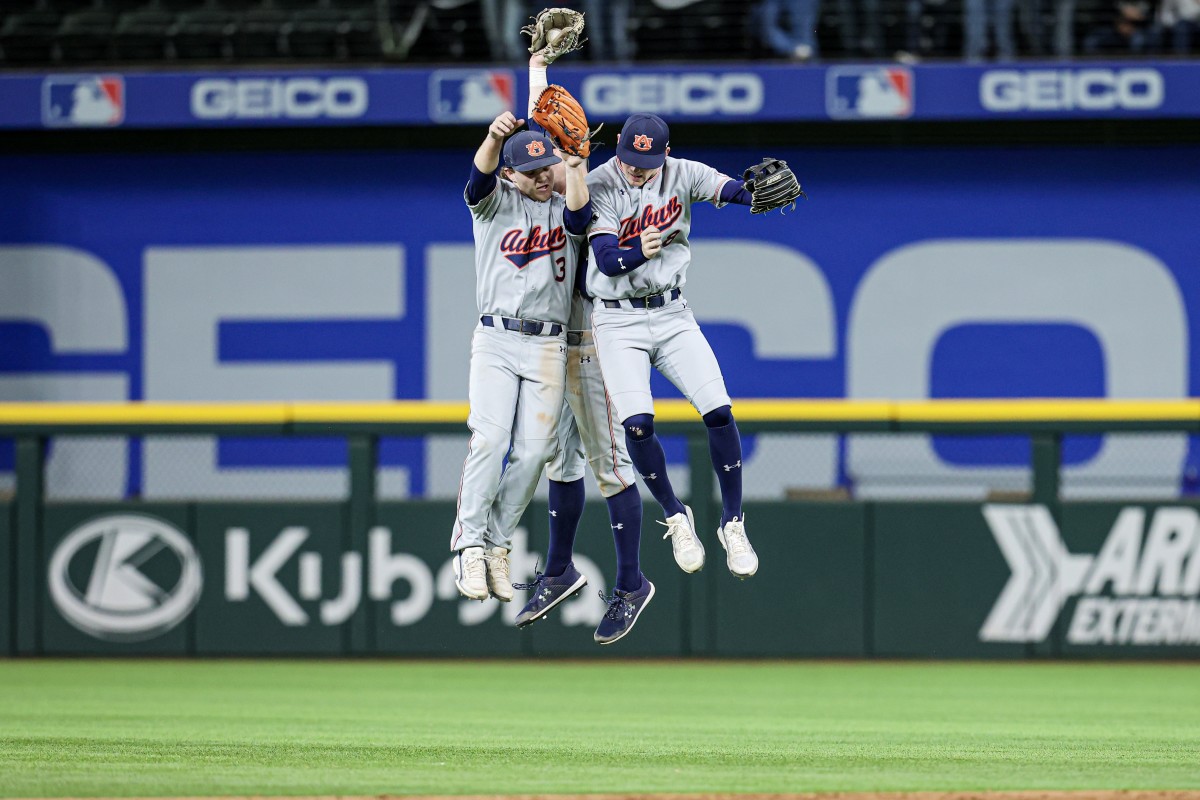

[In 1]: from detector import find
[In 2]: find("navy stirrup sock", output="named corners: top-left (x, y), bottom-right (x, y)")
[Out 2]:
top-left (546, 478), bottom-right (585, 576)
top-left (704, 406), bottom-right (743, 528)
top-left (624, 413), bottom-right (686, 518)
top-left (606, 484), bottom-right (644, 592)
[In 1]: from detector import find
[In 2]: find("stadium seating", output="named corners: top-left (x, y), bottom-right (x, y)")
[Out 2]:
top-left (0, 0), bottom-right (1176, 67)
top-left (110, 6), bottom-right (173, 61)
top-left (55, 8), bottom-right (115, 62)
top-left (231, 4), bottom-right (287, 59)
top-left (172, 7), bottom-right (237, 60)
top-left (0, 9), bottom-right (61, 64)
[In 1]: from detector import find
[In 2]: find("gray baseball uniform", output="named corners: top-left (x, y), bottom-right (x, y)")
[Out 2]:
top-left (451, 177), bottom-right (582, 552)
top-left (545, 292), bottom-right (636, 497)
top-left (585, 155), bottom-right (735, 422)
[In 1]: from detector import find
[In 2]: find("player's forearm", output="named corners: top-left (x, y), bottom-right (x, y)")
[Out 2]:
top-left (564, 200), bottom-right (591, 235)
top-left (564, 162), bottom-right (589, 212)
top-left (465, 164), bottom-right (497, 205)
top-left (473, 136), bottom-right (503, 174)
top-left (591, 234), bottom-right (650, 276)
top-left (720, 179), bottom-right (753, 206)
top-left (528, 54), bottom-right (548, 117)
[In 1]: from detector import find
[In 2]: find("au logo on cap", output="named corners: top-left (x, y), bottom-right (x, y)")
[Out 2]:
top-left (526, 140), bottom-right (546, 156)
top-left (632, 134), bottom-right (653, 151)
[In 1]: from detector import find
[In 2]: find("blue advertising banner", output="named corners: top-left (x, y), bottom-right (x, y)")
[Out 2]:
top-left (0, 145), bottom-right (1198, 502)
top-left (1, 61), bottom-right (1197, 130)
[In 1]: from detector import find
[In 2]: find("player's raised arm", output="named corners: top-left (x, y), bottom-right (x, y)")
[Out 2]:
top-left (467, 112), bottom-right (525, 206)
top-left (473, 112), bottom-right (524, 175)
top-left (559, 149), bottom-right (589, 213)
top-left (528, 52), bottom-right (549, 119)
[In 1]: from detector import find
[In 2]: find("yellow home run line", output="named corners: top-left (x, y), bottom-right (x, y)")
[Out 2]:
top-left (0, 399), bottom-right (1196, 426)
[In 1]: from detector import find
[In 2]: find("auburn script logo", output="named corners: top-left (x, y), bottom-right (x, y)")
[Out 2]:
top-left (500, 225), bottom-right (567, 267)
top-left (617, 198), bottom-right (683, 246)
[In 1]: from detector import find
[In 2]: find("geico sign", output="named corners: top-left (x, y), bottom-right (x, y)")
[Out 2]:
top-left (191, 77), bottom-right (368, 120)
top-left (980, 69), bottom-right (1163, 111)
top-left (582, 73), bottom-right (763, 115)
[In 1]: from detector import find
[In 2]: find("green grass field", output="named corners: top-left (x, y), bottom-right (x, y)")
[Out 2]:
top-left (1, 659), bottom-right (1198, 797)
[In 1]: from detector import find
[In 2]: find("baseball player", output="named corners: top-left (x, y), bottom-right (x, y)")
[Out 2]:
top-left (585, 113), bottom-right (768, 582)
top-left (450, 111), bottom-right (591, 603)
top-left (505, 46), bottom-right (653, 645)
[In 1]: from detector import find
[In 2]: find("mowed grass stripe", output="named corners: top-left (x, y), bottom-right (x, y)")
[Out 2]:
top-left (1, 661), bottom-right (1198, 796)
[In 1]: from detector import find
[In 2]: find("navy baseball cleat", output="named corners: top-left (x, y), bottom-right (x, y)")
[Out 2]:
top-left (513, 563), bottom-right (588, 628)
top-left (593, 575), bottom-right (655, 645)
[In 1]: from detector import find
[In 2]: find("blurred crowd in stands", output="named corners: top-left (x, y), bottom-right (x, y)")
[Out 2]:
top-left (1, 0), bottom-right (1196, 66)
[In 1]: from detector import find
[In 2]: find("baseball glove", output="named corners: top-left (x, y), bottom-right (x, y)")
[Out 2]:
top-left (742, 157), bottom-right (807, 215)
top-left (522, 7), bottom-right (586, 64)
top-left (532, 84), bottom-right (602, 158)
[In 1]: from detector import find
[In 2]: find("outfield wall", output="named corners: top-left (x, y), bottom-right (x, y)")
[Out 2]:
top-left (2, 146), bottom-right (1200, 502)
top-left (11, 496), bottom-right (1200, 659)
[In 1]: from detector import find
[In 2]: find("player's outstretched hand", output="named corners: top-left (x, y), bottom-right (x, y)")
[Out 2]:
top-left (641, 225), bottom-right (662, 259)
top-left (553, 147), bottom-right (584, 169)
top-left (488, 112), bottom-right (525, 141)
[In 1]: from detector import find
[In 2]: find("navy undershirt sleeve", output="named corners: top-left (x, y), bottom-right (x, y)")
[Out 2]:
top-left (465, 164), bottom-right (497, 205)
top-left (573, 255), bottom-right (591, 299)
top-left (591, 233), bottom-right (649, 277)
top-left (564, 199), bottom-right (592, 235)
top-left (721, 179), bottom-right (752, 206)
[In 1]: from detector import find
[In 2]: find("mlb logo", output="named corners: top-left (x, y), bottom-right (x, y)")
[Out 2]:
top-left (43, 75), bottom-right (125, 128)
top-left (826, 67), bottom-right (913, 120)
top-left (429, 69), bottom-right (515, 123)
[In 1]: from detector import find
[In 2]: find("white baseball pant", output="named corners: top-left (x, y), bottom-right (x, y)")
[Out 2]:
top-left (451, 322), bottom-right (567, 552)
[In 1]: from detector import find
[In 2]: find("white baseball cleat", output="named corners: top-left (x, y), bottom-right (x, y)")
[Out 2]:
top-left (485, 546), bottom-right (514, 602)
top-left (453, 546), bottom-right (489, 601)
top-left (717, 515), bottom-right (758, 579)
top-left (660, 504), bottom-right (704, 573)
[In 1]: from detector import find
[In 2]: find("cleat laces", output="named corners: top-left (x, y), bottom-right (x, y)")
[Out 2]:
top-left (486, 552), bottom-right (511, 582)
top-left (659, 517), bottom-right (695, 552)
top-left (598, 589), bottom-right (633, 621)
top-left (462, 550), bottom-right (486, 583)
top-left (722, 518), bottom-right (751, 555)
top-left (512, 558), bottom-right (543, 591)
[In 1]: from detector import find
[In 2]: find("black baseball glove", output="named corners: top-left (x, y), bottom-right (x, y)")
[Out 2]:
top-left (742, 157), bottom-right (806, 215)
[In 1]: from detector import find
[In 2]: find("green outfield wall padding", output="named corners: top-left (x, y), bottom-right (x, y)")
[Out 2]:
top-left (14, 499), bottom-right (1200, 658)
top-left (1, 503), bottom-right (10, 656)
top-left (870, 503), bottom-right (1027, 659)
top-left (714, 501), bottom-right (867, 657)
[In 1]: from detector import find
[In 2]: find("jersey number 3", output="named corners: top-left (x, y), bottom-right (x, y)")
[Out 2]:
top-left (554, 256), bottom-right (567, 283)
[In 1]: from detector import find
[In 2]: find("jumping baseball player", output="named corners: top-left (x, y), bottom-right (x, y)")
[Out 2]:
top-left (584, 113), bottom-right (803, 585)
top-left (450, 110), bottom-right (591, 604)
top-left (504, 40), bottom-right (653, 646)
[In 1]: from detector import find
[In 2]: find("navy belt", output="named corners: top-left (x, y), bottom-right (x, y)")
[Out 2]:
top-left (480, 315), bottom-right (563, 336)
top-left (602, 288), bottom-right (681, 309)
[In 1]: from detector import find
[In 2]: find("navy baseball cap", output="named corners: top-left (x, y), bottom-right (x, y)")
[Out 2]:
top-left (616, 113), bottom-right (670, 169)
top-left (502, 130), bottom-right (561, 172)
